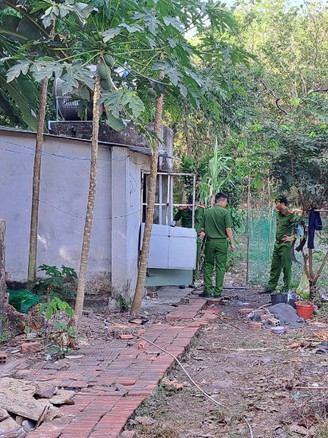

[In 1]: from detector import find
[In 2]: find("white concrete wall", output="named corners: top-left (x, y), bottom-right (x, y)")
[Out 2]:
top-left (0, 130), bottom-right (149, 295)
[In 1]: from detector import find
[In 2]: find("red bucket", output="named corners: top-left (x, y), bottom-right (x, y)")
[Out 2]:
top-left (295, 302), bottom-right (314, 320)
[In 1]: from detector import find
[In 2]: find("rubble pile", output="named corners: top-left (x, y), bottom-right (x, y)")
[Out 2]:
top-left (0, 377), bottom-right (75, 437)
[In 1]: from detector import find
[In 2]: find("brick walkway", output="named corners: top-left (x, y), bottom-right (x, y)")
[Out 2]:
top-left (4, 298), bottom-right (218, 437)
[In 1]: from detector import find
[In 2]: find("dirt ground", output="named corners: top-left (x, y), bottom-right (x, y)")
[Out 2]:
top-left (2, 261), bottom-right (328, 438)
top-left (126, 285), bottom-right (328, 438)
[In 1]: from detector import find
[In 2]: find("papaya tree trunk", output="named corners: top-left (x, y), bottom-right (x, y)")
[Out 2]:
top-left (130, 80), bottom-right (164, 315)
top-left (73, 73), bottom-right (101, 327)
top-left (28, 77), bottom-right (49, 281)
top-left (0, 220), bottom-right (6, 333)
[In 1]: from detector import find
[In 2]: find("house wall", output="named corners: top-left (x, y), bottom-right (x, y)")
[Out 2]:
top-left (0, 130), bottom-right (149, 296)
top-left (110, 148), bottom-right (149, 295)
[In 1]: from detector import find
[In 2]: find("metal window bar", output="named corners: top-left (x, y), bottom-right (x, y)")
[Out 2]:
top-left (141, 172), bottom-right (196, 227)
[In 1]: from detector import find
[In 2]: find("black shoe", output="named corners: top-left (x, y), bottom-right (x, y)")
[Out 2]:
top-left (188, 282), bottom-right (196, 289)
top-left (179, 285), bottom-right (186, 289)
top-left (258, 288), bottom-right (273, 295)
top-left (198, 292), bottom-right (212, 298)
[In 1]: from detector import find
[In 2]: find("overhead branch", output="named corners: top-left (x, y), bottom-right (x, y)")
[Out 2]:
top-left (259, 80), bottom-right (289, 115)
top-left (307, 88), bottom-right (328, 95)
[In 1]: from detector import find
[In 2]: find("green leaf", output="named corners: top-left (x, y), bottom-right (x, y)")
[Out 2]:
top-left (0, 73), bottom-right (37, 129)
top-left (99, 88), bottom-right (145, 119)
top-left (106, 114), bottom-right (126, 131)
top-left (166, 66), bottom-right (182, 86)
top-left (102, 27), bottom-right (121, 42)
top-left (163, 16), bottom-right (184, 31)
top-left (125, 91), bottom-right (145, 118)
top-left (30, 61), bottom-right (63, 82)
top-left (119, 23), bottom-right (143, 33)
top-left (184, 68), bottom-right (203, 87)
top-left (144, 12), bottom-right (160, 35)
top-left (167, 38), bottom-right (178, 48)
top-left (6, 61), bottom-right (30, 82)
top-left (178, 83), bottom-right (188, 98)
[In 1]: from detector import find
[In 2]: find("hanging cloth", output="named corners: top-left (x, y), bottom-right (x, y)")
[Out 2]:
top-left (308, 208), bottom-right (323, 249)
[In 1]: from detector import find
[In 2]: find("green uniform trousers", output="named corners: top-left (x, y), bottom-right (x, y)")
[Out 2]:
top-left (267, 242), bottom-right (292, 293)
top-left (203, 238), bottom-right (228, 296)
top-left (193, 237), bottom-right (202, 281)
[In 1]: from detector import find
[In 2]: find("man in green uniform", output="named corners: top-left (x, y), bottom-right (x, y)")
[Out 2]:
top-left (260, 195), bottom-right (298, 294)
top-left (173, 195), bottom-right (205, 286)
top-left (199, 192), bottom-right (235, 298)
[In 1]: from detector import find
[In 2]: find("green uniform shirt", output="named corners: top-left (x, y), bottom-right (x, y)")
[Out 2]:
top-left (202, 205), bottom-right (233, 239)
top-left (174, 206), bottom-right (205, 234)
top-left (275, 208), bottom-right (298, 242)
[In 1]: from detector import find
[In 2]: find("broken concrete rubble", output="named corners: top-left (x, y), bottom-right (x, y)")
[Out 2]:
top-left (0, 377), bottom-right (70, 437)
top-left (0, 378), bottom-right (43, 422)
top-left (240, 303), bottom-right (306, 330)
top-left (48, 388), bottom-right (75, 406)
top-left (0, 415), bottom-right (26, 437)
top-left (267, 303), bottom-right (305, 328)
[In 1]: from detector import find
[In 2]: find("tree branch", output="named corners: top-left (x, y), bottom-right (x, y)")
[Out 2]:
top-left (259, 81), bottom-right (289, 115)
top-left (307, 88), bottom-right (328, 95)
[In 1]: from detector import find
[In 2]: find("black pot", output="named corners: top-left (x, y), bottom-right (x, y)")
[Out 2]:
top-left (270, 293), bottom-right (288, 305)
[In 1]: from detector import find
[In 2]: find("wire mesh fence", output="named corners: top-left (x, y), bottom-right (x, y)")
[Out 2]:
top-left (246, 207), bottom-right (327, 290)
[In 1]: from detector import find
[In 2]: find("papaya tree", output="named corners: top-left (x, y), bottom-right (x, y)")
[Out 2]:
top-left (1, 0), bottom-right (92, 282)
top-left (4, 0), bottom-right (239, 324)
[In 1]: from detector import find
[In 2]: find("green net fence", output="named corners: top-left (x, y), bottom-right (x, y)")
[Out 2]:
top-left (247, 208), bottom-right (328, 290)
top-left (248, 208), bottom-right (276, 285)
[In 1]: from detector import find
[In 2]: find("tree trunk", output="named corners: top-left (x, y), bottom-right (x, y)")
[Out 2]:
top-left (314, 250), bottom-right (328, 284)
top-left (73, 74), bottom-right (101, 327)
top-left (130, 81), bottom-right (164, 314)
top-left (0, 220), bottom-right (6, 333)
top-left (302, 249), bottom-right (328, 300)
top-left (28, 77), bottom-right (49, 281)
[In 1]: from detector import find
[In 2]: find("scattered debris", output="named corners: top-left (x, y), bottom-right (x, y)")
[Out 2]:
top-left (162, 378), bottom-right (184, 391)
top-left (147, 291), bottom-right (158, 299)
top-left (48, 388), bottom-right (75, 406)
top-left (134, 416), bottom-right (156, 426)
top-left (0, 415), bottom-right (27, 437)
top-left (129, 317), bottom-right (149, 325)
top-left (34, 382), bottom-right (57, 399)
top-left (315, 341), bottom-right (328, 354)
top-left (20, 341), bottom-right (42, 354)
top-left (118, 334), bottom-right (134, 340)
top-left (0, 377), bottom-right (50, 422)
top-left (267, 303), bottom-right (305, 328)
top-left (270, 326), bottom-right (286, 335)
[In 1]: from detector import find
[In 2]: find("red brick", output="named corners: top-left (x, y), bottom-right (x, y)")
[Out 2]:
top-left (248, 321), bottom-right (262, 329)
top-left (21, 341), bottom-right (42, 353)
top-left (239, 308), bottom-right (253, 316)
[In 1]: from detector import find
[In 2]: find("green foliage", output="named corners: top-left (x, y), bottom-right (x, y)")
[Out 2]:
top-left (31, 264), bottom-right (77, 300)
top-left (267, 98), bottom-right (328, 209)
top-left (117, 293), bottom-right (129, 312)
top-left (0, 0), bottom-right (240, 135)
top-left (39, 297), bottom-right (75, 358)
top-left (39, 296), bottom-right (73, 320)
top-left (233, 0), bottom-right (328, 209)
